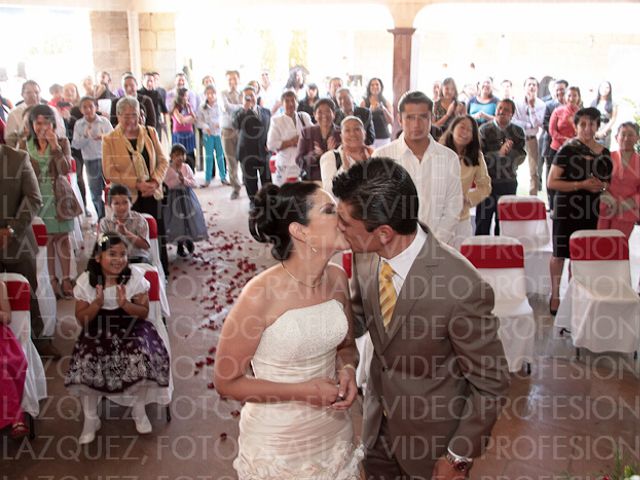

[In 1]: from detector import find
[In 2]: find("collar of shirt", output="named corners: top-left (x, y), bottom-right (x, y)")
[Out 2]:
top-left (109, 213), bottom-right (130, 223)
top-left (398, 132), bottom-right (436, 163)
top-left (492, 119), bottom-right (511, 132)
top-left (381, 227), bottom-right (427, 291)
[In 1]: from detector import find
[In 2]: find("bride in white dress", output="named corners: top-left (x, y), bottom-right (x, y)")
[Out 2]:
top-left (214, 182), bottom-right (363, 479)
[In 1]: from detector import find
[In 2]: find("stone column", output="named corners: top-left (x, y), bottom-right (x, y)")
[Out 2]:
top-left (139, 13), bottom-right (177, 90)
top-left (388, 27), bottom-right (416, 135)
top-left (89, 11), bottom-right (131, 81)
top-left (127, 11), bottom-right (142, 78)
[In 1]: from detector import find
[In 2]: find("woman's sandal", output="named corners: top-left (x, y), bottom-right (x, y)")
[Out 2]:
top-left (61, 277), bottom-right (75, 300)
top-left (10, 421), bottom-right (29, 440)
top-left (50, 278), bottom-right (63, 300)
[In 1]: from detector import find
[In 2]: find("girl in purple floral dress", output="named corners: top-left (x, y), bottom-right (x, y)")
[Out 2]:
top-left (64, 232), bottom-right (170, 444)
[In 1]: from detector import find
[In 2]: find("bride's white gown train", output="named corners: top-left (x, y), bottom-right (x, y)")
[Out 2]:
top-left (234, 299), bottom-right (363, 479)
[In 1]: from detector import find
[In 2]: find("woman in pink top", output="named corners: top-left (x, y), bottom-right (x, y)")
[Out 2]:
top-left (171, 88), bottom-right (196, 169)
top-left (163, 144), bottom-right (207, 257)
top-left (549, 86), bottom-right (581, 152)
top-left (598, 122), bottom-right (640, 238)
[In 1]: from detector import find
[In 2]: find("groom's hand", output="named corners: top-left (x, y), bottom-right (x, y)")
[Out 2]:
top-left (304, 378), bottom-right (340, 407)
top-left (332, 367), bottom-right (357, 410)
top-left (431, 457), bottom-right (468, 480)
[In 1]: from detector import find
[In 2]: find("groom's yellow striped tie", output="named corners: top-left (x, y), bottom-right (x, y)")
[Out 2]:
top-left (379, 261), bottom-right (397, 331)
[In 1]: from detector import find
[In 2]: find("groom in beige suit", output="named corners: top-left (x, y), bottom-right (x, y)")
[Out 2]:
top-left (333, 158), bottom-right (509, 479)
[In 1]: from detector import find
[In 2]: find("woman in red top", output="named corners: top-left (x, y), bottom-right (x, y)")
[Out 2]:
top-left (598, 122), bottom-right (640, 238)
top-left (549, 86), bottom-right (581, 153)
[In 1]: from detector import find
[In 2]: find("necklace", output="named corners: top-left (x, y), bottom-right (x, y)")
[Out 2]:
top-left (281, 262), bottom-right (322, 288)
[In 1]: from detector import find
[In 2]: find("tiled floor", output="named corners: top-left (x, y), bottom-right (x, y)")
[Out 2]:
top-left (2, 177), bottom-right (639, 480)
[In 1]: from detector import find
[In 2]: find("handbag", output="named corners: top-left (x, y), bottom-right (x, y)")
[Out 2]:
top-left (53, 173), bottom-right (83, 220)
top-left (50, 146), bottom-right (82, 221)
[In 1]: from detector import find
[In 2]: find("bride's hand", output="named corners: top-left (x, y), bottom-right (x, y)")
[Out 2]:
top-left (303, 378), bottom-right (339, 407)
top-left (332, 367), bottom-right (358, 410)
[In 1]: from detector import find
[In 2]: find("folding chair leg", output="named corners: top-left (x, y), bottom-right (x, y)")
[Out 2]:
top-left (525, 362), bottom-right (532, 376)
top-left (165, 404), bottom-right (171, 422)
top-left (27, 413), bottom-right (35, 440)
top-left (634, 351), bottom-right (638, 361)
top-left (575, 347), bottom-right (580, 359)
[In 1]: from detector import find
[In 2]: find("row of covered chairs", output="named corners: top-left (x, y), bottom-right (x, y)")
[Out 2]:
top-left (462, 229), bottom-right (640, 368)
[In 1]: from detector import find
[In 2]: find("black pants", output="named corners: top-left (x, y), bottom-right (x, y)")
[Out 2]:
top-left (545, 148), bottom-right (557, 211)
top-left (240, 156), bottom-right (271, 204)
top-left (475, 180), bottom-right (518, 236)
top-left (0, 256), bottom-right (44, 340)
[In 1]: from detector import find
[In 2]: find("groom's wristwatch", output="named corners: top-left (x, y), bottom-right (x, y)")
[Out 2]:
top-left (445, 450), bottom-right (473, 472)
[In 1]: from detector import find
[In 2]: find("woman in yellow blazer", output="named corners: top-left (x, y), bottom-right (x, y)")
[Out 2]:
top-left (440, 115), bottom-right (492, 249)
top-left (102, 96), bottom-right (169, 273)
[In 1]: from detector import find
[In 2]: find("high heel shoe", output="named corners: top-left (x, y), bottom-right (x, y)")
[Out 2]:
top-left (61, 277), bottom-right (75, 300)
top-left (549, 297), bottom-right (560, 316)
top-left (50, 278), bottom-right (63, 300)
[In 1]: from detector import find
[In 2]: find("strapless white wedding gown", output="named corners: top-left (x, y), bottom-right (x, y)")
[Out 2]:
top-left (234, 299), bottom-right (364, 480)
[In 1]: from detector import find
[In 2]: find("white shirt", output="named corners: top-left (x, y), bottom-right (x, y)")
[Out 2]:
top-left (373, 134), bottom-right (462, 245)
top-left (259, 85), bottom-right (279, 111)
top-left (513, 97), bottom-right (546, 137)
top-left (72, 115), bottom-right (113, 159)
top-left (320, 146), bottom-right (346, 194)
top-left (73, 267), bottom-right (150, 311)
top-left (266, 111), bottom-right (312, 184)
top-left (4, 102), bottom-right (66, 147)
top-left (380, 227), bottom-right (427, 295)
top-left (220, 90), bottom-right (242, 130)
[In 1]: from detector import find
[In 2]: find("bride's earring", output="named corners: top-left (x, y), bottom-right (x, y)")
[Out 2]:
top-left (308, 243), bottom-right (318, 253)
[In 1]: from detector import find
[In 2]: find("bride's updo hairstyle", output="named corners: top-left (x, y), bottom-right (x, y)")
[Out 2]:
top-left (249, 182), bottom-right (320, 261)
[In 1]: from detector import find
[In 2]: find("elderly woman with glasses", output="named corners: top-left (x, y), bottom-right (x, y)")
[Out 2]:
top-left (102, 97), bottom-right (169, 274)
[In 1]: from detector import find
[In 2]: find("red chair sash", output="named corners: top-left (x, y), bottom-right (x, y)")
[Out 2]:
top-left (342, 252), bottom-right (352, 279)
top-left (32, 223), bottom-right (48, 247)
top-left (570, 235), bottom-right (629, 261)
top-left (5, 280), bottom-right (30, 311)
top-left (498, 201), bottom-right (546, 221)
top-left (461, 243), bottom-right (525, 269)
top-left (143, 271), bottom-right (160, 302)
top-left (145, 216), bottom-right (158, 239)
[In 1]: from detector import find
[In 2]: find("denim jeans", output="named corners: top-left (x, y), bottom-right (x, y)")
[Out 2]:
top-left (203, 134), bottom-right (226, 182)
top-left (84, 158), bottom-right (105, 219)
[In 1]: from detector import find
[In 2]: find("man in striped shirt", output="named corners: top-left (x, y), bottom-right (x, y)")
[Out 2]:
top-left (373, 91), bottom-right (462, 245)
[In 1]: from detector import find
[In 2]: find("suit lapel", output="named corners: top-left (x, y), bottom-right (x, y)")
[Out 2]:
top-left (364, 253), bottom-right (387, 351)
top-left (380, 225), bottom-right (438, 353)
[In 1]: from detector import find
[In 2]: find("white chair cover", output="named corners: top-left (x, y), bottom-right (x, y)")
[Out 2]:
top-left (132, 262), bottom-right (170, 324)
top-left (32, 218), bottom-right (57, 337)
top-left (69, 159), bottom-right (85, 247)
top-left (498, 195), bottom-right (552, 295)
top-left (0, 273), bottom-right (48, 417)
top-left (555, 230), bottom-right (640, 354)
top-left (131, 265), bottom-right (173, 404)
top-left (142, 213), bottom-right (166, 282)
top-left (461, 236), bottom-right (536, 372)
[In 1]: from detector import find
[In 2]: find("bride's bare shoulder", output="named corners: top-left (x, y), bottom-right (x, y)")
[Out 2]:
top-left (234, 264), bottom-right (285, 305)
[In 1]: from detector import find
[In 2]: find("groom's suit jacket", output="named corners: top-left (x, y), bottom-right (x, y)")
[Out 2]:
top-left (353, 224), bottom-right (510, 475)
